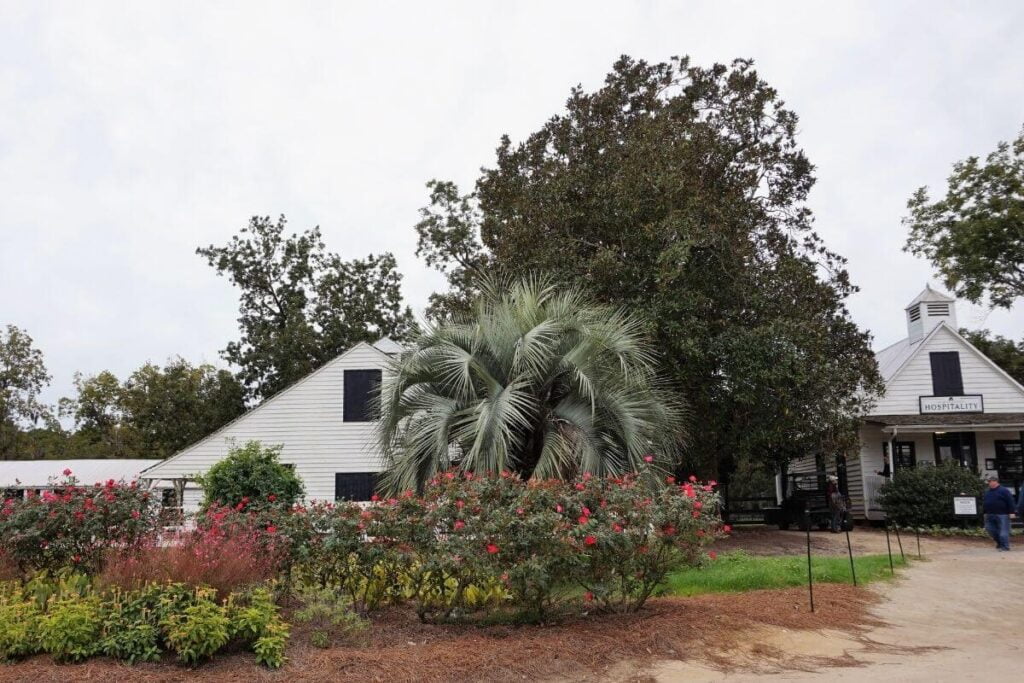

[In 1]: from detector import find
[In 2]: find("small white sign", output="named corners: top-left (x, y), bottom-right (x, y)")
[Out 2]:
top-left (920, 395), bottom-right (983, 414)
top-left (953, 496), bottom-right (977, 516)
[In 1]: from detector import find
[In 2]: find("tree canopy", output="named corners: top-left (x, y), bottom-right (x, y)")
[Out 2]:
top-left (904, 125), bottom-right (1024, 308)
top-left (961, 329), bottom-right (1024, 386)
top-left (378, 277), bottom-right (684, 493)
top-left (59, 358), bottom-right (246, 459)
top-left (199, 216), bottom-right (416, 401)
top-left (0, 325), bottom-right (55, 458)
top-left (414, 55), bottom-right (883, 476)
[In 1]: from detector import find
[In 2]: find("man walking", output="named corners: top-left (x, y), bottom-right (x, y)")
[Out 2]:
top-left (983, 475), bottom-right (1015, 551)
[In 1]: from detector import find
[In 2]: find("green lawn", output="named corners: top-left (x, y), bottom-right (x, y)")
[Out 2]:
top-left (663, 551), bottom-right (910, 596)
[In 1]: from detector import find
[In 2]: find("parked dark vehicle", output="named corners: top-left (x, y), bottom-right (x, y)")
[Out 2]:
top-left (765, 472), bottom-right (852, 531)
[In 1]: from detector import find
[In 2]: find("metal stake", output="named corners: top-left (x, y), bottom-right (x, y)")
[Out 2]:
top-left (805, 509), bottom-right (815, 612)
top-left (845, 527), bottom-right (857, 586)
top-left (884, 520), bottom-right (895, 576)
top-left (894, 523), bottom-right (905, 562)
top-left (916, 527), bottom-right (922, 559)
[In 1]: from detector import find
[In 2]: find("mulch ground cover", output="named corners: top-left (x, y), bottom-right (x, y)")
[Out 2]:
top-left (0, 583), bottom-right (878, 683)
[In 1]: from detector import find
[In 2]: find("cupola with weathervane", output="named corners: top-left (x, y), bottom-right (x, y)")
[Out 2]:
top-left (906, 284), bottom-right (957, 344)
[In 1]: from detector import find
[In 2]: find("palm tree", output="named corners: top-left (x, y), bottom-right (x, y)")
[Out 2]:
top-left (377, 277), bottom-right (685, 493)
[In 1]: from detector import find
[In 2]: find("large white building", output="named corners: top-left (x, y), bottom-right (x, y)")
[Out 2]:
top-left (139, 339), bottom-right (399, 512)
top-left (796, 286), bottom-right (1024, 520)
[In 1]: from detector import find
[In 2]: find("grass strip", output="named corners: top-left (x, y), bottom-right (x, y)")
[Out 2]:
top-left (664, 550), bottom-right (909, 596)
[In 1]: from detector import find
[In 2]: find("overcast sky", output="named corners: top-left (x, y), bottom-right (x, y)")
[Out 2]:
top-left (2, 1), bottom-right (1023, 410)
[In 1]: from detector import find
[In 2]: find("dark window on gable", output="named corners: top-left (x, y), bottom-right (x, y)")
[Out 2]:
top-left (343, 369), bottom-right (382, 422)
top-left (929, 352), bottom-right (963, 396)
top-left (335, 473), bottom-right (378, 502)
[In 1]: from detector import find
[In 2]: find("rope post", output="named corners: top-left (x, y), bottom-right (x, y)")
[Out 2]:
top-left (805, 508), bottom-right (815, 612)
top-left (894, 523), bottom-right (905, 562)
top-left (845, 526), bottom-right (857, 586)
top-left (916, 527), bottom-right (922, 559)
top-left (884, 520), bottom-right (895, 576)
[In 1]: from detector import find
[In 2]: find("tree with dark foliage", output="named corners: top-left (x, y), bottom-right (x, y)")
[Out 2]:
top-left (199, 216), bottom-right (415, 401)
top-left (414, 55), bottom-right (883, 477)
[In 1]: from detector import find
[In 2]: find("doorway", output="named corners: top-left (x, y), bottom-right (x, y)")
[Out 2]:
top-left (994, 440), bottom-right (1023, 495)
top-left (933, 432), bottom-right (978, 472)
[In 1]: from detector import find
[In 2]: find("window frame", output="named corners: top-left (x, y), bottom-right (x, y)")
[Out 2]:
top-left (343, 369), bottom-right (382, 422)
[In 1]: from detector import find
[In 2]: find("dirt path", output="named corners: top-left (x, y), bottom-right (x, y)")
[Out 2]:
top-left (636, 537), bottom-right (1024, 681)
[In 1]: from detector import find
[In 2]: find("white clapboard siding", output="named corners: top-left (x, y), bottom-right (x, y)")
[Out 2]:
top-left (870, 324), bottom-right (1024, 415)
top-left (141, 342), bottom-right (391, 504)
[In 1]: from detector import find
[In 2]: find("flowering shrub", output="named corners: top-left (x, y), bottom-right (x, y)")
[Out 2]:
top-left (570, 473), bottom-right (722, 611)
top-left (282, 465), bottom-right (724, 622)
top-left (0, 472), bottom-right (159, 574)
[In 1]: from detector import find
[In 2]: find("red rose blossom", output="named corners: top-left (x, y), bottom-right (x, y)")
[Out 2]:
top-left (584, 535), bottom-right (597, 546)
top-left (643, 455), bottom-right (654, 463)
top-left (62, 468), bottom-right (72, 476)
top-left (486, 543), bottom-right (499, 554)
top-left (454, 520), bottom-right (465, 530)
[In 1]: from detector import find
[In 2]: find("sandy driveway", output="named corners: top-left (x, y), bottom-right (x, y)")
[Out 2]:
top-left (639, 535), bottom-right (1024, 681)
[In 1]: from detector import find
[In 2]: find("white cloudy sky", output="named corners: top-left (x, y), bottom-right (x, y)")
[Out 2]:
top-left (2, 1), bottom-right (1023, 410)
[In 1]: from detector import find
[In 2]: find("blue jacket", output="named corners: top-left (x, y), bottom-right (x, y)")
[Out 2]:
top-left (983, 486), bottom-right (1016, 515)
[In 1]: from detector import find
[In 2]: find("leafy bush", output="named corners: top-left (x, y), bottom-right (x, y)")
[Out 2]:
top-left (1, 575), bottom-right (288, 668)
top-left (38, 595), bottom-right (104, 662)
top-left (0, 472), bottom-right (159, 574)
top-left (162, 598), bottom-right (231, 666)
top-left (0, 584), bottom-right (42, 661)
top-left (197, 441), bottom-right (304, 510)
top-left (286, 465), bottom-right (723, 621)
top-left (878, 462), bottom-right (984, 527)
top-left (292, 585), bottom-right (369, 648)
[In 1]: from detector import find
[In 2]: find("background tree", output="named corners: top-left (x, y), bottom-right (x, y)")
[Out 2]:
top-left (414, 55), bottom-right (882, 479)
top-left (120, 358), bottom-right (246, 457)
top-left (60, 359), bottom-right (246, 459)
top-left (0, 325), bottom-right (55, 459)
top-left (198, 216), bottom-right (416, 401)
top-left (197, 440), bottom-right (304, 509)
top-left (378, 277), bottom-right (684, 494)
top-left (904, 125), bottom-right (1024, 308)
top-left (962, 329), bottom-right (1024, 386)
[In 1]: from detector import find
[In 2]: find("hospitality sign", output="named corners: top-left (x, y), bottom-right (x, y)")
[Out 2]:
top-left (919, 395), bottom-right (983, 414)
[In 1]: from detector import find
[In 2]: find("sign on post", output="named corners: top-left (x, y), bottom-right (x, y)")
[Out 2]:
top-left (953, 496), bottom-right (978, 516)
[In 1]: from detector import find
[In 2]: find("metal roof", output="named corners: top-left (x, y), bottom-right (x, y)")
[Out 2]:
top-left (0, 459), bottom-right (160, 489)
top-left (905, 284), bottom-right (955, 309)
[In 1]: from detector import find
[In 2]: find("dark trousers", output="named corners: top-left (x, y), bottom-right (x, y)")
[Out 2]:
top-left (984, 513), bottom-right (1010, 550)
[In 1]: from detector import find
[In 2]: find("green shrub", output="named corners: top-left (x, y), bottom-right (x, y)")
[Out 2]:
top-left (878, 462), bottom-right (984, 527)
top-left (162, 598), bottom-right (231, 666)
top-left (98, 587), bottom-right (162, 663)
top-left (0, 584), bottom-right (42, 661)
top-left (38, 596), bottom-right (104, 662)
top-left (293, 585), bottom-right (369, 648)
top-left (197, 441), bottom-right (304, 510)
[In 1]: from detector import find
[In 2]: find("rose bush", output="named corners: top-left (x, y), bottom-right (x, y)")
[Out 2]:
top-left (0, 472), bottom-right (159, 574)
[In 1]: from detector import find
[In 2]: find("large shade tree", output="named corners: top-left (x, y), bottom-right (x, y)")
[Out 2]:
top-left (199, 215), bottom-right (416, 401)
top-left (904, 125), bottom-right (1024, 308)
top-left (414, 55), bottom-right (882, 478)
top-left (377, 278), bottom-right (684, 493)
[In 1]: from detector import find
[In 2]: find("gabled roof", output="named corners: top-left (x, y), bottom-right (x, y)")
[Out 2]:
top-left (905, 284), bottom-right (955, 309)
top-left (372, 337), bottom-right (405, 355)
top-left (873, 321), bottom-right (1024, 397)
top-left (140, 341), bottom-right (391, 480)
top-left (874, 337), bottom-right (915, 382)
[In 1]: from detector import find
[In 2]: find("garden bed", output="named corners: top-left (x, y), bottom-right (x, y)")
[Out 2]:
top-left (0, 583), bottom-right (878, 682)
